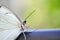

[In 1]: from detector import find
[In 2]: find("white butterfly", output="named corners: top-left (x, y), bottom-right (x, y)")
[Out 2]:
top-left (0, 3), bottom-right (36, 40)
top-left (0, 4), bottom-right (21, 40)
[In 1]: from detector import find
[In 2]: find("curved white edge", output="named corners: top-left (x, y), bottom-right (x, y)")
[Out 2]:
top-left (24, 28), bottom-right (60, 32)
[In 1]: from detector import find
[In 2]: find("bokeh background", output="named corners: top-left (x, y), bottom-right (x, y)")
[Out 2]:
top-left (23, 0), bottom-right (60, 29)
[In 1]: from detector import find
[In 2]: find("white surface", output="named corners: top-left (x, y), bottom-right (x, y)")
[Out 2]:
top-left (0, 28), bottom-right (21, 40)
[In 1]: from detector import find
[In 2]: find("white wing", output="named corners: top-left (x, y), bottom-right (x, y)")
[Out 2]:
top-left (0, 5), bottom-right (21, 40)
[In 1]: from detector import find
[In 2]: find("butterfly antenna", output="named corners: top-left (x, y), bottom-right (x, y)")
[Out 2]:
top-left (25, 9), bottom-right (36, 20)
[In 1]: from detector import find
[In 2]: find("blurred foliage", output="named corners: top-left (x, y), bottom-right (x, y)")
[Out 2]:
top-left (23, 0), bottom-right (60, 29)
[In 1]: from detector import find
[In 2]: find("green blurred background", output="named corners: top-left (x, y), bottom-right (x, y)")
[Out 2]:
top-left (23, 0), bottom-right (60, 29)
